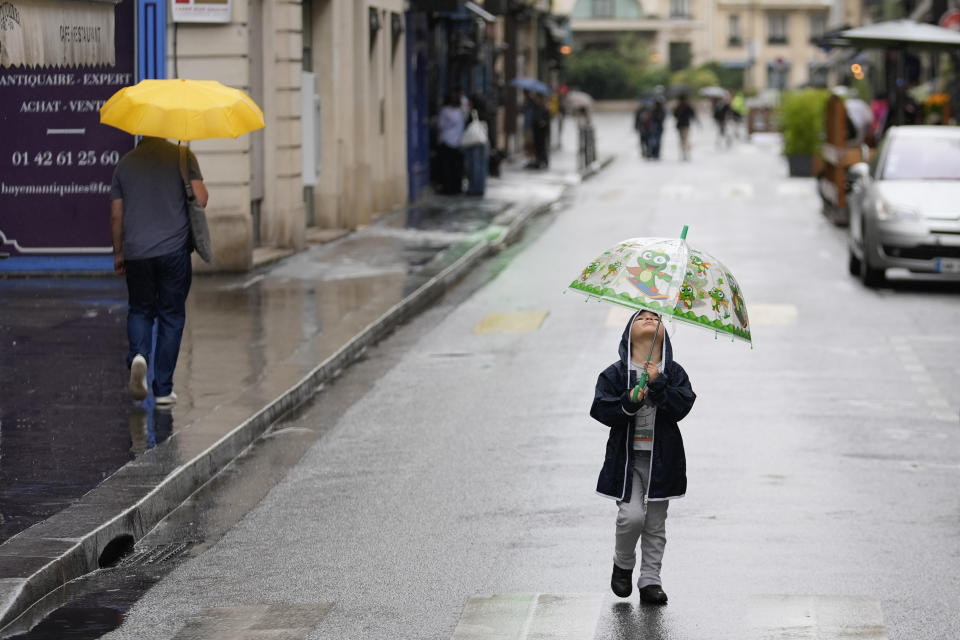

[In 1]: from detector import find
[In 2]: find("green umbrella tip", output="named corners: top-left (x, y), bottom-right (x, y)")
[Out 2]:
top-left (680, 225), bottom-right (689, 240)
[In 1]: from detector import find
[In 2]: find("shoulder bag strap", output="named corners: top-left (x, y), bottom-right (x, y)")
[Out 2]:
top-left (177, 144), bottom-right (196, 200)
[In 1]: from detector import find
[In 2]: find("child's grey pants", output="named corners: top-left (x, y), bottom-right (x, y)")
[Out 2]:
top-left (614, 451), bottom-right (669, 588)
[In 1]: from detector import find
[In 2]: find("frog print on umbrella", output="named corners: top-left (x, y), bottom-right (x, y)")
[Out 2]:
top-left (625, 249), bottom-right (672, 300)
top-left (678, 264), bottom-right (709, 311)
top-left (579, 259), bottom-right (601, 282)
top-left (728, 274), bottom-right (748, 327)
top-left (600, 259), bottom-right (623, 283)
top-left (708, 287), bottom-right (730, 318)
top-left (689, 254), bottom-right (712, 277)
top-left (677, 283), bottom-right (697, 309)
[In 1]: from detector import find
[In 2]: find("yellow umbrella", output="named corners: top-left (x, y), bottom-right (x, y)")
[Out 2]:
top-left (100, 78), bottom-right (265, 141)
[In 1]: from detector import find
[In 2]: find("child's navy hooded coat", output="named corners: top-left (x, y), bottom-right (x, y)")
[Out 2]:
top-left (590, 311), bottom-right (696, 503)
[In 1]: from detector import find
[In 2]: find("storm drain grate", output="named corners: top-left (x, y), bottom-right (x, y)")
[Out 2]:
top-left (119, 541), bottom-right (196, 567)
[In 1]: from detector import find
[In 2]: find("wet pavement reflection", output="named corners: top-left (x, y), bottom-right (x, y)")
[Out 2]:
top-left (0, 198), bottom-right (509, 544)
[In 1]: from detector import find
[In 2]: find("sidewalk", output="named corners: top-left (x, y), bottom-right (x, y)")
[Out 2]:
top-left (0, 129), bottom-right (614, 630)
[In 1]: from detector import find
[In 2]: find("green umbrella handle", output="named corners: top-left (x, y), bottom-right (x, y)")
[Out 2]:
top-left (632, 371), bottom-right (649, 402)
top-left (681, 225), bottom-right (689, 240)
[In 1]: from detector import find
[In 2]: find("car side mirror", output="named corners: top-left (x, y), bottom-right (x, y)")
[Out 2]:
top-left (849, 162), bottom-right (870, 182)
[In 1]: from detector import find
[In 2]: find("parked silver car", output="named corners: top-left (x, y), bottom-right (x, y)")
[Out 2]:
top-left (847, 125), bottom-right (960, 287)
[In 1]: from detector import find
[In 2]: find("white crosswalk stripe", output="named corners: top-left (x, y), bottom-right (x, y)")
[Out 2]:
top-left (450, 594), bottom-right (603, 640)
top-left (747, 595), bottom-right (888, 639)
top-left (448, 594), bottom-right (891, 639)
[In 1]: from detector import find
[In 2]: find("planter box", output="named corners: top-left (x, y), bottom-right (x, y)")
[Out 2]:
top-left (786, 154), bottom-right (814, 177)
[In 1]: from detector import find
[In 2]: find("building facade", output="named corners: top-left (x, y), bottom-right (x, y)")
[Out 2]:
top-left (179, 0), bottom-right (409, 271)
top-left (0, 0), bottom-right (562, 273)
top-left (566, 0), bottom-right (712, 70)
top-left (565, 0), bottom-right (863, 89)
top-left (712, 0), bottom-right (836, 90)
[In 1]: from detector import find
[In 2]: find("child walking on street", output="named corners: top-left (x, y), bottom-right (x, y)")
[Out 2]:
top-left (590, 309), bottom-right (696, 605)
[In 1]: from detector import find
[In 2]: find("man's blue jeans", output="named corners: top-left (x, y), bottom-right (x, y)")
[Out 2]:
top-left (124, 247), bottom-right (192, 397)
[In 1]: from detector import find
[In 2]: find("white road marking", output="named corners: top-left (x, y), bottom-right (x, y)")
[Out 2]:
top-left (747, 595), bottom-right (888, 639)
top-left (890, 336), bottom-right (957, 424)
top-left (776, 181), bottom-right (815, 197)
top-left (451, 594), bottom-right (603, 640)
top-left (723, 183), bottom-right (754, 198)
top-left (660, 183), bottom-right (695, 199)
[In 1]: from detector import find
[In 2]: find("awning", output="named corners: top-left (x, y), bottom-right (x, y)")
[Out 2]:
top-left (832, 19), bottom-right (960, 49)
top-left (0, 0), bottom-right (116, 68)
top-left (465, 1), bottom-right (495, 22)
top-left (544, 16), bottom-right (567, 41)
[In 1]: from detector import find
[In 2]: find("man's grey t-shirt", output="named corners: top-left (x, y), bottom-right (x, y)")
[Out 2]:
top-left (109, 137), bottom-right (202, 260)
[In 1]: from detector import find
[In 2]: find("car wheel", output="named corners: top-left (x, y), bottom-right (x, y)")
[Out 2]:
top-left (860, 256), bottom-right (886, 288)
top-left (848, 249), bottom-right (862, 276)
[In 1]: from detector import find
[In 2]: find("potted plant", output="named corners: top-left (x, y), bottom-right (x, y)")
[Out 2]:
top-left (779, 89), bottom-right (829, 177)
top-left (923, 92), bottom-right (950, 124)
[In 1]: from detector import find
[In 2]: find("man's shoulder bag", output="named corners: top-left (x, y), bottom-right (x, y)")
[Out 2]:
top-left (178, 145), bottom-right (214, 264)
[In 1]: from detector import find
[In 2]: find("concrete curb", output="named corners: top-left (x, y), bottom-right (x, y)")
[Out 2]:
top-left (0, 158), bottom-right (612, 632)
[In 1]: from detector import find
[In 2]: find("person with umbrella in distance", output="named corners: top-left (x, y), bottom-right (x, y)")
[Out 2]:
top-left (590, 309), bottom-right (696, 605)
top-left (102, 78), bottom-right (264, 407)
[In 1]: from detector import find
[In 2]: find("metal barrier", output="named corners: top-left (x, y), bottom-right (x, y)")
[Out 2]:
top-left (578, 124), bottom-right (596, 170)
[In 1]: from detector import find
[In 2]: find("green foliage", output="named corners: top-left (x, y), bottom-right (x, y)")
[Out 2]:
top-left (778, 89), bottom-right (830, 156)
top-left (565, 49), bottom-right (634, 99)
top-left (670, 66), bottom-right (720, 92)
top-left (634, 67), bottom-right (671, 95)
top-left (566, 39), bottom-right (671, 99)
top-left (699, 61), bottom-right (745, 91)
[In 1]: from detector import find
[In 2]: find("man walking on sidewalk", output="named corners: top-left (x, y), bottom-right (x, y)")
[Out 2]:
top-left (109, 136), bottom-right (207, 406)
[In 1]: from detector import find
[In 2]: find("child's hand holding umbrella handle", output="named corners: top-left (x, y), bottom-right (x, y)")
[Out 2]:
top-left (630, 361), bottom-right (659, 402)
top-left (644, 361), bottom-right (659, 383)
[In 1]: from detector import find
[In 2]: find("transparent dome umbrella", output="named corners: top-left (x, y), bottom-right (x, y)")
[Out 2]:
top-left (568, 225), bottom-right (751, 387)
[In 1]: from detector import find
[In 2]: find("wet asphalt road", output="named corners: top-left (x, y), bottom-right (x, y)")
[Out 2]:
top-left (12, 114), bottom-right (960, 639)
top-left (0, 196), bottom-right (510, 545)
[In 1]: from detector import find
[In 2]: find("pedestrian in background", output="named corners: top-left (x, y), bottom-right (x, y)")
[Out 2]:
top-left (673, 94), bottom-right (697, 161)
top-left (437, 93), bottom-right (465, 194)
top-left (462, 94), bottom-right (490, 196)
top-left (590, 310), bottom-right (696, 605)
top-left (649, 99), bottom-right (665, 160)
top-left (634, 101), bottom-right (653, 158)
top-left (110, 136), bottom-right (208, 406)
top-left (528, 93), bottom-right (551, 169)
top-left (522, 90), bottom-right (536, 166)
top-left (713, 96), bottom-right (733, 149)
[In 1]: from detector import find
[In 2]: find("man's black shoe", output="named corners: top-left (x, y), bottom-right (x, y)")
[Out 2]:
top-left (638, 585), bottom-right (668, 605)
top-left (610, 564), bottom-right (633, 598)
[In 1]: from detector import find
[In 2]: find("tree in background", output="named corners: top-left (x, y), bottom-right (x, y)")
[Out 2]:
top-left (565, 37), bottom-right (670, 99)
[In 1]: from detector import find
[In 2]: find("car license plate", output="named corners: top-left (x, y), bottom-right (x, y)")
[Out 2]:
top-left (936, 258), bottom-right (960, 274)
